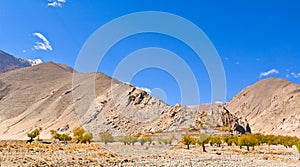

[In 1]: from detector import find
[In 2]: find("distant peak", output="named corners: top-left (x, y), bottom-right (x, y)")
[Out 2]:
top-left (26, 59), bottom-right (43, 66)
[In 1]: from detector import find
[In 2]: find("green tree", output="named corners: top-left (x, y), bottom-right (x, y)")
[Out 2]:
top-left (27, 127), bottom-right (42, 141)
top-left (128, 136), bottom-right (138, 145)
top-left (72, 127), bottom-right (93, 144)
top-left (182, 135), bottom-right (195, 150)
top-left (119, 136), bottom-right (138, 145)
top-left (223, 136), bottom-right (234, 146)
top-left (238, 134), bottom-right (259, 151)
top-left (99, 132), bottom-right (114, 145)
top-left (73, 127), bottom-right (85, 143)
top-left (119, 136), bottom-right (130, 145)
top-left (210, 136), bottom-right (222, 147)
top-left (197, 134), bottom-right (210, 152)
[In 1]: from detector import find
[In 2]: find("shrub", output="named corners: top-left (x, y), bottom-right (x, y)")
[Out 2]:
top-left (197, 134), bottom-right (210, 152)
top-left (164, 135), bottom-right (175, 145)
top-left (99, 132), bottom-right (114, 145)
top-left (182, 135), bottom-right (195, 150)
top-left (155, 130), bottom-right (163, 133)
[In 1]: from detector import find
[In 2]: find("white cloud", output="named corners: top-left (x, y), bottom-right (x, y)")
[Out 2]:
top-left (259, 69), bottom-right (279, 78)
top-left (48, 0), bottom-right (66, 8)
top-left (32, 32), bottom-right (53, 51)
top-left (290, 72), bottom-right (300, 78)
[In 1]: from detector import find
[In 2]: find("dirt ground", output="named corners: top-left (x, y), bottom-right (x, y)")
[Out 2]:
top-left (0, 140), bottom-right (300, 166)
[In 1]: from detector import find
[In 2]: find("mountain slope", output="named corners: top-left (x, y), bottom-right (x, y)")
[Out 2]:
top-left (0, 62), bottom-right (202, 140)
top-left (226, 78), bottom-right (300, 136)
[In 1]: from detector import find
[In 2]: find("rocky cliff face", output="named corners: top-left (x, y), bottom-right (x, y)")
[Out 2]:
top-left (225, 78), bottom-right (300, 136)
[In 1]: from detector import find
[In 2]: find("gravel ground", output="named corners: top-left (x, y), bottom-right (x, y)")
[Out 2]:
top-left (1, 141), bottom-right (300, 166)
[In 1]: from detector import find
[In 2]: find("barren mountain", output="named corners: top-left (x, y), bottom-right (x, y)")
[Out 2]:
top-left (0, 50), bottom-right (32, 73)
top-left (0, 50), bottom-right (43, 73)
top-left (4, 60), bottom-right (298, 140)
top-left (0, 62), bottom-right (209, 140)
top-left (225, 78), bottom-right (300, 136)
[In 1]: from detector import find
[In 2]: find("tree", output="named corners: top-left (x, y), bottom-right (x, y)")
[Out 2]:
top-left (50, 130), bottom-right (72, 143)
top-left (238, 134), bottom-right (258, 151)
top-left (182, 135), bottom-right (195, 150)
top-left (119, 136), bottom-right (130, 145)
top-left (197, 134), bottom-right (210, 152)
top-left (73, 127), bottom-right (93, 144)
top-left (99, 132), bottom-right (114, 145)
top-left (223, 136), bottom-right (234, 146)
top-left (210, 136), bottom-right (222, 147)
top-left (73, 127), bottom-right (85, 143)
top-left (27, 127), bottom-right (42, 142)
top-left (139, 137), bottom-right (147, 146)
top-left (119, 136), bottom-right (138, 145)
top-left (81, 132), bottom-right (93, 144)
top-left (59, 133), bottom-right (72, 142)
top-left (128, 136), bottom-right (138, 145)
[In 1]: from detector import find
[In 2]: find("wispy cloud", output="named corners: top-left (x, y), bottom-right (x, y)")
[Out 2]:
top-left (48, 0), bottom-right (66, 8)
top-left (259, 69), bottom-right (279, 78)
top-left (290, 72), bottom-right (300, 78)
top-left (32, 32), bottom-right (53, 51)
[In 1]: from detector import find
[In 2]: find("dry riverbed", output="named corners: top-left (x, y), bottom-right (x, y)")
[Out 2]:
top-left (0, 140), bottom-right (300, 166)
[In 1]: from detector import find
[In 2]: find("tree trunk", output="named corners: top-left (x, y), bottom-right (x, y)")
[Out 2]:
top-left (202, 144), bottom-right (206, 152)
top-left (187, 144), bottom-right (190, 150)
top-left (247, 146), bottom-right (249, 151)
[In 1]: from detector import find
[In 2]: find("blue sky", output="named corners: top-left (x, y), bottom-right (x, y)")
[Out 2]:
top-left (1, 0), bottom-right (300, 105)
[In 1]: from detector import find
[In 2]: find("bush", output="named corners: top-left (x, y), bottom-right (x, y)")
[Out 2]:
top-left (99, 132), bottom-right (114, 145)
top-left (182, 135), bottom-right (195, 150)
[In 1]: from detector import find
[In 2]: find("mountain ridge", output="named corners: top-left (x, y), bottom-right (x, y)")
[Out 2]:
top-left (0, 50), bottom-right (43, 73)
top-left (225, 77), bottom-right (300, 136)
